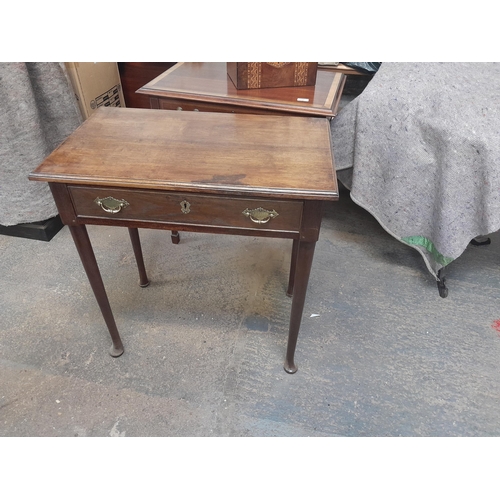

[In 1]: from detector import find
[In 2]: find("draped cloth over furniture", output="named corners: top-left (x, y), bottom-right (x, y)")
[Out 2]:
top-left (330, 62), bottom-right (500, 278)
top-left (0, 62), bottom-right (82, 226)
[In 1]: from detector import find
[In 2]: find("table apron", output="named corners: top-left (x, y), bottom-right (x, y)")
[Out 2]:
top-left (153, 96), bottom-right (335, 118)
top-left (71, 216), bottom-right (301, 239)
top-left (50, 183), bottom-right (324, 242)
top-left (68, 185), bottom-right (304, 231)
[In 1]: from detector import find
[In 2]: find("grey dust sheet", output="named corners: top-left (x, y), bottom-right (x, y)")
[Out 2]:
top-left (331, 62), bottom-right (500, 278)
top-left (0, 63), bottom-right (81, 226)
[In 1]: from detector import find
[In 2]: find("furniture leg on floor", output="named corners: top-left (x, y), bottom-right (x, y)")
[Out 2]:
top-left (69, 224), bottom-right (124, 357)
top-left (128, 227), bottom-right (150, 287)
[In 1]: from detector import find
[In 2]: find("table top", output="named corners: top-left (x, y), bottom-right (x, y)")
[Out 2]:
top-left (136, 62), bottom-right (346, 118)
top-left (30, 107), bottom-right (338, 201)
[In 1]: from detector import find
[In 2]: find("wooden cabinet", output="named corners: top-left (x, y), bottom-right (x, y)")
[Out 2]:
top-left (117, 62), bottom-right (176, 108)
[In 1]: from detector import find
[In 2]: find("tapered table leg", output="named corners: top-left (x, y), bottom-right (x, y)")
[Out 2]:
top-left (171, 231), bottom-right (180, 244)
top-left (68, 225), bottom-right (124, 357)
top-left (286, 238), bottom-right (299, 297)
top-left (128, 228), bottom-right (150, 287)
top-left (284, 240), bottom-right (316, 374)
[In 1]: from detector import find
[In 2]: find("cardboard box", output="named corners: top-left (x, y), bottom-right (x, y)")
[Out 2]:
top-left (65, 62), bottom-right (125, 119)
top-left (227, 62), bottom-right (318, 90)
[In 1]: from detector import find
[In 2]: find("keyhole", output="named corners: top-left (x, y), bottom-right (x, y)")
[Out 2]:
top-left (180, 200), bottom-right (191, 214)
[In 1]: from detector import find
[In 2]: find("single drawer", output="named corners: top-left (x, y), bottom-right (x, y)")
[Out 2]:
top-left (158, 97), bottom-right (234, 113)
top-left (156, 97), bottom-right (288, 116)
top-left (69, 186), bottom-right (303, 231)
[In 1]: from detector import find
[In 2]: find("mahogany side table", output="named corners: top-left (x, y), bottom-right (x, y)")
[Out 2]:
top-left (29, 107), bottom-right (338, 373)
top-left (136, 62), bottom-right (346, 118)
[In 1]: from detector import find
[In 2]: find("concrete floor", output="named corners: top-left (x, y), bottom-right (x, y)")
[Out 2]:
top-left (1, 183), bottom-right (500, 437)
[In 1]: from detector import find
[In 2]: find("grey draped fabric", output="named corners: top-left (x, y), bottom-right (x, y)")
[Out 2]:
top-left (0, 62), bottom-right (82, 226)
top-left (331, 62), bottom-right (500, 278)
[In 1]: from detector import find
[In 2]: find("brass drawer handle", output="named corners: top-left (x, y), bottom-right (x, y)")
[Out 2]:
top-left (242, 207), bottom-right (279, 224)
top-left (94, 196), bottom-right (129, 214)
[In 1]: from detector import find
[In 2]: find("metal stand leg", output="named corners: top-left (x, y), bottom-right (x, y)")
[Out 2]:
top-left (128, 228), bottom-right (150, 287)
top-left (438, 237), bottom-right (492, 297)
top-left (470, 237), bottom-right (491, 246)
top-left (69, 225), bottom-right (124, 357)
top-left (437, 267), bottom-right (448, 298)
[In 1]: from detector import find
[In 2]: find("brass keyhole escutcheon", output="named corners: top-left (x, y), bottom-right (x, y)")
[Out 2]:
top-left (180, 200), bottom-right (191, 214)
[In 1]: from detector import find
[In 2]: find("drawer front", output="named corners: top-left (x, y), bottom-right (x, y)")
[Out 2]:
top-left (156, 97), bottom-right (291, 116)
top-left (69, 186), bottom-right (303, 231)
top-left (158, 98), bottom-right (235, 113)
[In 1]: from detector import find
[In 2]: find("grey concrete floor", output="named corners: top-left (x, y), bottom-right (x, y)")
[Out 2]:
top-left (1, 184), bottom-right (500, 437)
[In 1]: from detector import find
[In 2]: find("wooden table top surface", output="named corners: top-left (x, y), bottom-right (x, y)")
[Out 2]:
top-left (30, 107), bottom-right (338, 200)
top-left (136, 62), bottom-right (345, 117)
